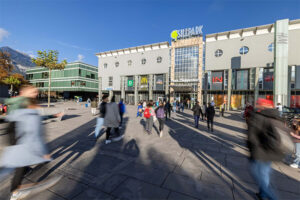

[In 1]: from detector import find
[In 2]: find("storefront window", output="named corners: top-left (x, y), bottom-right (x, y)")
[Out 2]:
top-left (174, 46), bottom-right (199, 81)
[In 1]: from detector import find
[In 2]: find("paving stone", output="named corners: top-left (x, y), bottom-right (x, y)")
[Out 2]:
top-left (163, 173), bottom-right (234, 200)
top-left (92, 174), bottom-right (128, 193)
top-left (112, 178), bottom-right (169, 200)
top-left (167, 191), bottom-right (198, 200)
top-left (48, 177), bottom-right (88, 199)
top-left (72, 188), bottom-right (113, 200)
top-left (28, 189), bottom-right (65, 200)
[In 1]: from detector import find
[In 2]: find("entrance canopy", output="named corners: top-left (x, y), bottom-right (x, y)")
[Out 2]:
top-left (170, 85), bottom-right (195, 92)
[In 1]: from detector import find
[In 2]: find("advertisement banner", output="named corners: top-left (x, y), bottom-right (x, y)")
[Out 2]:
top-left (127, 76), bottom-right (134, 90)
top-left (211, 71), bottom-right (223, 90)
top-left (263, 71), bottom-right (273, 90)
top-left (155, 75), bottom-right (164, 90)
top-left (236, 70), bottom-right (248, 90)
top-left (140, 75), bottom-right (148, 90)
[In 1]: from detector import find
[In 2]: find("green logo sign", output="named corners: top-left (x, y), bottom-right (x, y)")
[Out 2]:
top-left (128, 80), bottom-right (134, 87)
top-left (171, 30), bottom-right (178, 40)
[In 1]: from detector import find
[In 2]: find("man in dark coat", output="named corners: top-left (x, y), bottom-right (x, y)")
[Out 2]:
top-left (206, 103), bottom-right (215, 132)
top-left (192, 101), bottom-right (202, 128)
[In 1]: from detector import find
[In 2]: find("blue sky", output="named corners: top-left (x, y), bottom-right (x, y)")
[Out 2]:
top-left (0, 0), bottom-right (299, 66)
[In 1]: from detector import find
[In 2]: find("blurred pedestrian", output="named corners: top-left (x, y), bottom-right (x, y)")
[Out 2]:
top-left (155, 101), bottom-right (166, 137)
top-left (165, 101), bottom-right (171, 120)
top-left (94, 95), bottom-right (108, 139)
top-left (91, 98), bottom-right (97, 116)
top-left (172, 101), bottom-right (176, 113)
top-left (290, 129), bottom-right (300, 169)
top-left (137, 102), bottom-right (143, 117)
top-left (144, 102), bottom-right (155, 134)
top-left (202, 102), bottom-right (207, 120)
top-left (104, 96), bottom-right (121, 144)
top-left (0, 85), bottom-right (61, 200)
top-left (192, 101), bottom-right (201, 128)
top-left (118, 99), bottom-right (126, 128)
top-left (247, 98), bottom-right (291, 200)
top-left (244, 102), bottom-right (254, 127)
top-left (206, 103), bottom-right (215, 132)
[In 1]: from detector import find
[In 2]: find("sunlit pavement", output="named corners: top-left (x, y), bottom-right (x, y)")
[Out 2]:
top-left (1, 102), bottom-right (300, 200)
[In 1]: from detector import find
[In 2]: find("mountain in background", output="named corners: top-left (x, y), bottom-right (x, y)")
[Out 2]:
top-left (0, 46), bottom-right (35, 75)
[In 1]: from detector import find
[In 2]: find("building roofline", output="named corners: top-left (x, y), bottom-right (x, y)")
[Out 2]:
top-left (26, 61), bottom-right (97, 72)
top-left (95, 41), bottom-right (170, 57)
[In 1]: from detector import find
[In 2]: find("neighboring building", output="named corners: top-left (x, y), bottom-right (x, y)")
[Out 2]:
top-left (26, 62), bottom-right (98, 100)
top-left (96, 42), bottom-right (170, 105)
top-left (205, 19), bottom-right (300, 109)
top-left (170, 25), bottom-right (204, 105)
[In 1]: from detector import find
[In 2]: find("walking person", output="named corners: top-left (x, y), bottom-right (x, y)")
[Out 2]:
top-left (290, 127), bottom-right (300, 169)
top-left (137, 102), bottom-right (143, 117)
top-left (202, 102), bottom-right (207, 120)
top-left (181, 102), bottom-right (184, 112)
top-left (221, 103), bottom-right (225, 117)
top-left (144, 102), bottom-right (155, 134)
top-left (0, 85), bottom-right (62, 200)
top-left (165, 101), bottom-right (171, 120)
top-left (94, 95), bottom-right (108, 139)
top-left (155, 102), bottom-right (166, 137)
top-left (118, 99), bottom-right (126, 129)
top-left (103, 96), bottom-right (121, 144)
top-left (206, 103), bottom-right (215, 132)
top-left (247, 98), bottom-right (289, 200)
top-left (192, 101), bottom-right (201, 128)
top-left (91, 98), bottom-right (97, 116)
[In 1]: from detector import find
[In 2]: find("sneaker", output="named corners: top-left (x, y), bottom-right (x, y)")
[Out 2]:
top-left (105, 140), bottom-right (112, 144)
top-left (290, 163), bottom-right (299, 168)
top-left (160, 131), bottom-right (163, 138)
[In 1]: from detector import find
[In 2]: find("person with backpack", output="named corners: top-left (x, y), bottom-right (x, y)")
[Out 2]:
top-left (94, 95), bottom-right (108, 139)
top-left (144, 102), bottom-right (155, 134)
top-left (137, 103), bottom-right (143, 117)
top-left (247, 98), bottom-right (293, 200)
top-left (206, 103), bottom-right (215, 132)
top-left (103, 96), bottom-right (121, 144)
top-left (118, 99), bottom-right (126, 128)
top-left (192, 101), bottom-right (202, 128)
top-left (155, 101), bottom-right (166, 137)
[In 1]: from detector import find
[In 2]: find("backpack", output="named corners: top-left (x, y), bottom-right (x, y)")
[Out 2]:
top-left (156, 107), bottom-right (165, 118)
top-left (144, 108), bottom-right (151, 119)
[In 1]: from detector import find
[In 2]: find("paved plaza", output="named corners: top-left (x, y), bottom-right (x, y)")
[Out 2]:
top-left (1, 102), bottom-right (300, 200)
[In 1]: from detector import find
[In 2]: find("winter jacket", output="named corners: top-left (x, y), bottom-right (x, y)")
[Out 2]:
top-left (0, 109), bottom-right (50, 168)
top-left (91, 101), bottom-right (97, 108)
top-left (103, 103), bottom-right (121, 128)
top-left (119, 102), bottom-right (126, 114)
top-left (247, 109), bottom-right (286, 161)
top-left (99, 102), bottom-right (107, 118)
top-left (206, 106), bottom-right (215, 120)
top-left (192, 104), bottom-right (202, 116)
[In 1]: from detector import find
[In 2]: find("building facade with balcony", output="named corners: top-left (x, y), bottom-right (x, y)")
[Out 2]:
top-left (205, 19), bottom-right (300, 109)
top-left (26, 62), bottom-right (98, 100)
top-left (96, 42), bottom-right (170, 105)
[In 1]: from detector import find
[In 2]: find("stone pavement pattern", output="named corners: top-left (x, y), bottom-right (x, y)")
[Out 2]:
top-left (0, 102), bottom-right (300, 200)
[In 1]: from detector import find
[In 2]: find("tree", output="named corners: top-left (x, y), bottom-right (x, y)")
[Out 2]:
top-left (3, 76), bottom-right (21, 95)
top-left (32, 50), bottom-right (67, 107)
top-left (0, 51), bottom-right (14, 83)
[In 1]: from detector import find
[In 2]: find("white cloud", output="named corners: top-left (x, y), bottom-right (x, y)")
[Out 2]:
top-left (0, 28), bottom-right (9, 42)
top-left (77, 54), bottom-right (85, 61)
top-left (56, 40), bottom-right (93, 51)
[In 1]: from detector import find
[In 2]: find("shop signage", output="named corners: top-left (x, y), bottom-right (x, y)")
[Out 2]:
top-left (155, 75), bottom-right (164, 90)
top-left (140, 76), bottom-right (148, 90)
top-left (211, 71), bottom-right (223, 90)
top-left (263, 71), bottom-right (274, 90)
top-left (171, 25), bottom-right (203, 40)
top-left (128, 79), bottom-right (134, 87)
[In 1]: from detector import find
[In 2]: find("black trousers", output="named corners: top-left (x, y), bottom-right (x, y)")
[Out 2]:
top-left (158, 118), bottom-right (165, 131)
top-left (106, 127), bottom-right (119, 140)
top-left (119, 112), bottom-right (124, 126)
top-left (11, 167), bottom-right (26, 192)
top-left (165, 110), bottom-right (171, 120)
top-left (207, 118), bottom-right (214, 130)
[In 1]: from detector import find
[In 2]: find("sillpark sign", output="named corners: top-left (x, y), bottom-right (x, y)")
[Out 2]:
top-left (171, 25), bottom-right (203, 40)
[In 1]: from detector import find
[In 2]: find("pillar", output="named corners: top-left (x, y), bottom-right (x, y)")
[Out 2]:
top-left (98, 77), bottom-right (102, 103)
top-left (149, 74), bottom-right (153, 101)
top-left (254, 67), bottom-right (260, 106)
top-left (121, 76), bottom-right (125, 100)
top-left (274, 19), bottom-right (289, 107)
top-left (165, 73), bottom-right (169, 100)
top-left (134, 75), bottom-right (138, 105)
top-left (227, 69), bottom-right (232, 110)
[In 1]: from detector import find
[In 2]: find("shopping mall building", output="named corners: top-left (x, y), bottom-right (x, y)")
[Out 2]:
top-left (96, 42), bottom-right (170, 104)
top-left (205, 19), bottom-right (300, 109)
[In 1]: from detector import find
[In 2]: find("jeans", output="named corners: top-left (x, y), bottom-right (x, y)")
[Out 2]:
top-left (293, 143), bottom-right (300, 166)
top-left (250, 160), bottom-right (277, 200)
top-left (194, 115), bottom-right (200, 128)
top-left (173, 106), bottom-right (176, 113)
top-left (158, 118), bottom-right (165, 131)
top-left (145, 116), bottom-right (153, 132)
top-left (95, 117), bottom-right (104, 138)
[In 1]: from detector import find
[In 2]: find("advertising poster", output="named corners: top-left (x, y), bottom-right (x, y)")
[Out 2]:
top-left (140, 75), bottom-right (148, 90)
top-left (211, 71), bottom-right (223, 90)
top-left (263, 71), bottom-right (273, 90)
top-left (236, 70), bottom-right (248, 90)
top-left (127, 76), bottom-right (134, 90)
top-left (155, 75), bottom-right (164, 90)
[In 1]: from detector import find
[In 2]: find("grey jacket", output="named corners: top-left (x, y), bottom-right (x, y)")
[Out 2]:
top-left (103, 103), bottom-right (121, 128)
top-left (0, 109), bottom-right (50, 168)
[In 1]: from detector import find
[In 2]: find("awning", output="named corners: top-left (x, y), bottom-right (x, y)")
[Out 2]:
top-left (170, 85), bottom-right (195, 92)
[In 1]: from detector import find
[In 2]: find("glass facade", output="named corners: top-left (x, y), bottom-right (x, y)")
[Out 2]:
top-left (174, 46), bottom-right (199, 81)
